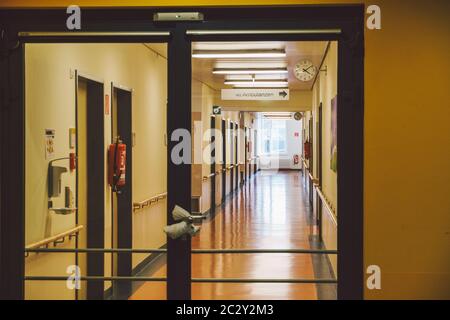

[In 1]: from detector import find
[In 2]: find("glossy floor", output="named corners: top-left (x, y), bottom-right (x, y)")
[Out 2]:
top-left (130, 171), bottom-right (336, 300)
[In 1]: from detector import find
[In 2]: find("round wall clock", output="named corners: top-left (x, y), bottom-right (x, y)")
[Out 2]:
top-left (294, 112), bottom-right (303, 121)
top-left (294, 60), bottom-right (317, 82)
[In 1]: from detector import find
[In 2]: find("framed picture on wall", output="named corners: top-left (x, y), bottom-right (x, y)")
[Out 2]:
top-left (330, 96), bottom-right (338, 172)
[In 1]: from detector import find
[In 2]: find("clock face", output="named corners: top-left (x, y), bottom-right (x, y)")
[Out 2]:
top-left (294, 60), bottom-right (317, 82)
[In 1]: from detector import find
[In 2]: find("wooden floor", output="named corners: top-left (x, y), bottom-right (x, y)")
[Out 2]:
top-left (130, 171), bottom-right (333, 300)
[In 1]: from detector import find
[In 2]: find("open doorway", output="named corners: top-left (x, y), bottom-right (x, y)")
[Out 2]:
top-left (186, 40), bottom-right (338, 299)
top-left (4, 5), bottom-right (363, 301)
top-left (23, 42), bottom-right (168, 300)
top-left (76, 75), bottom-right (105, 300)
top-left (111, 84), bottom-right (133, 298)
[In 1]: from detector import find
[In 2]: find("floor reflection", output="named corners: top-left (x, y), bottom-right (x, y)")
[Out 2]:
top-left (130, 171), bottom-right (336, 300)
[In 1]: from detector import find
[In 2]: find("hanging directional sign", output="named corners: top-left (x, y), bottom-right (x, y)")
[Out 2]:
top-left (221, 89), bottom-right (290, 101)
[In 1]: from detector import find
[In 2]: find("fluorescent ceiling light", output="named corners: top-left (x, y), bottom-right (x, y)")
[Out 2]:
top-left (233, 84), bottom-right (289, 89)
top-left (192, 49), bottom-right (286, 58)
top-left (263, 112), bottom-right (292, 117)
top-left (225, 80), bottom-right (288, 86)
top-left (225, 74), bottom-right (287, 81)
top-left (263, 112), bottom-right (293, 119)
top-left (233, 84), bottom-right (288, 88)
top-left (213, 68), bottom-right (288, 74)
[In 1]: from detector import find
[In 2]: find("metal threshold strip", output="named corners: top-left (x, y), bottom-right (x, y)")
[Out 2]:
top-left (18, 31), bottom-right (170, 37)
top-left (24, 248), bottom-right (337, 254)
top-left (186, 29), bottom-right (341, 35)
top-left (24, 276), bottom-right (337, 284)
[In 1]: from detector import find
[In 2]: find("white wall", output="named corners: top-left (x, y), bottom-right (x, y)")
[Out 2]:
top-left (257, 118), bottom-right (303, 170)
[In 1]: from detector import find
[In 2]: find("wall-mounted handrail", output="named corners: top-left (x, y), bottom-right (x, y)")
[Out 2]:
top-left (315, 187), bottom-right (337, 226)
top-left (25, 225), bottom-right (84, 257)
top-left (308, 173), bottom-right (319, 186)
top-left (133, 192), bottom-right (167, 212)
top-left (202, 173), bottom-right (216, 181)
top-left (301, 156), bottom-right (309, 170)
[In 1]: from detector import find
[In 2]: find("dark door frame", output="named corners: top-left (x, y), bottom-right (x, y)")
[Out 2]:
top-left (76, 75), bottom-right (105, 300)
top-left (234, 122), bottom-right (239, 190)
top-left (229, 120), bottom-right (234, 194)
top-left (0, 4), bottom-right (364, 300)
top-left (221, 119), bottom-right (226, 203)
top-left (309, 117), bottom-right (314, 205)
top-left (244, 127), bottom-right (248, 182)
top-left (111, 84), bottom-right (133, 298)
top-left (210, 115), bottom-right (216, 214)
top-left (318, 103), bottom-right (323, 240)
top-left (253, 129), bottom-right (258, 175)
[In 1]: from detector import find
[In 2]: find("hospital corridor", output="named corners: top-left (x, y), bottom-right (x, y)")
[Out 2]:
top-left (1, 3), bottom-right (449, 303)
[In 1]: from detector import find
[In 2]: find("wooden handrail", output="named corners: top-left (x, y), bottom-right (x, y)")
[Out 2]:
top-left (26, 225), bottom-right (84, 253)
top-left (133, 192), bottom-right (167, 212)
top-left (308, 173), bottom-right (319, 186)
top-left (202, 173), bottom-right (216, 181)
top-left (315, 187), bottom-right (337, 226)
top-left (301, 156), bottom-right (309, 170)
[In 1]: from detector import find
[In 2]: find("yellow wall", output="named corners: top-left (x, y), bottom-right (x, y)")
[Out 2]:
top-left (312, 42), bottom-right (337, 212)
top-left (10, 0), bottom-right (450, 299)
top-left (304, 41), bottom-right (338, 275)
top-left (25, 43), bottom-right (167, 299)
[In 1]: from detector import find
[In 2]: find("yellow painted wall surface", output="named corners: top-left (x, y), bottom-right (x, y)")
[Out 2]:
top-left (313, 41), bottom-right (337, 213)
top-left (25, 43), bottom-right (167, 298)
top-left (10, 0), bottom-right (450, 299)
top-left (309, 41), bottom-right (338, 275)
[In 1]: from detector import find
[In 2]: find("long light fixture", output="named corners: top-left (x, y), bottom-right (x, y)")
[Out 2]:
top-left (233, 84), bottom-right (288, 89)
top-left (213, 68), bottom-right (288, 75)
top-left (263, 112), bottom-right (293, 119)
top-left (225, 80), bottom-right (288, 87)
top-left (192, 49), bottom-right (286, 59)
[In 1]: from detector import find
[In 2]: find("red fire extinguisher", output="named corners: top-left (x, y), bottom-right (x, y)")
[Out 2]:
top-left (304, 140), bottom-right (311, 160)
top-left (293, 154), bottom-right (299, 165)
top-left (108, 137), bottom-right (126, 193)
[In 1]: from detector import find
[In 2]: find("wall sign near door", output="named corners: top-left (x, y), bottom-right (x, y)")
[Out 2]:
top-left (221, 89), bottom-right (289, 101)
top-left (45, 129), bottom-right (55, 159)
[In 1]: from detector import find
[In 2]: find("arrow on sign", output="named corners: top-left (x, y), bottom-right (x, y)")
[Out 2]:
top-left (279, 91), bottom-right (288, 98)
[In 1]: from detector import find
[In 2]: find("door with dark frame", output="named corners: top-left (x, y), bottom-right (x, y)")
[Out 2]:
top-left (318, 103), bottom-right (323, 240)
top-left (210, 116), bottom-right (216, 214)
top-left (309, 117), bottom-right (314, 205)
top-left (2, 5), bottom-right (363, 300)
top-left (234, 123), bottom-right (239, 190)
top-left (244, 127), bottom-right (248, 183)
top-left (222, 119), bottom-right (226, 202)
top-left (76, 75), bottom-right (105, 300)
top-left (111, 85), bottom-right (133, 298)
top-left (253, 129), bottom-right (258, 175)
top-left (229, 121), bottom-right (234, 194)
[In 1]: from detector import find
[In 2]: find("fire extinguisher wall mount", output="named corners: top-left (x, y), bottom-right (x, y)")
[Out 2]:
top-left (108, 137), bottom-right (127, 193)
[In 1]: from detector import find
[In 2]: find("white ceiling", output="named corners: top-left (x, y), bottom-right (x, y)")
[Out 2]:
top-left (144, 41), bottom-right (329, 91)
top-left (192, 41), bottom-right (328, 91)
